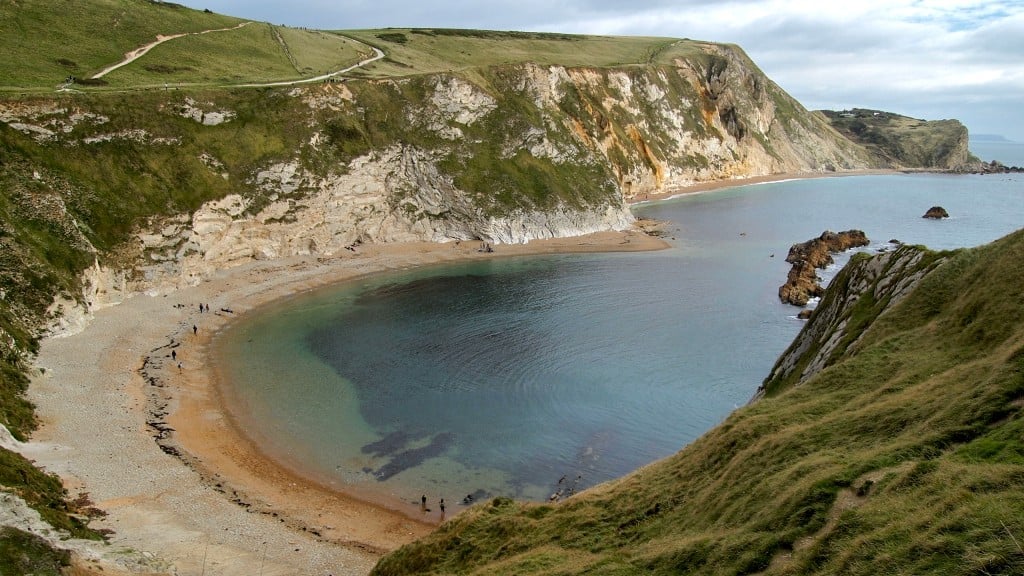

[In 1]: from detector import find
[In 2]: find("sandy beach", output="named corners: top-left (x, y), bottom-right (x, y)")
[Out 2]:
top-left (19, 167), bottom-right (906, 575)
top-left (25, 229), bottom-right (666, 575)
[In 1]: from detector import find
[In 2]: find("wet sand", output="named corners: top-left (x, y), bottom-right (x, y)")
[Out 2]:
top-left (26, 231), bottom-right (666, 575)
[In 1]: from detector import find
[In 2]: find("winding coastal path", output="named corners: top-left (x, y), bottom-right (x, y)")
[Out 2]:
top-left (234, 44), bottom-right (384, 88)
top-left (87, 21), bottom-right (384, 87)
top-left (90, 22), bottom-right (253, 79)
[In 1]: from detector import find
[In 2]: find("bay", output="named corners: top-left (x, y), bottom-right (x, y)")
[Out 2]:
top-left (216, 173), bottom-right (1024, 510)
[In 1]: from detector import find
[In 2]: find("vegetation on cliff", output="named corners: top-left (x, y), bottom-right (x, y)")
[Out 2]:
top-left (374, 229), bottom-right (1024, 575)
top-left (0, 0), bottom-right (871, 413)
top-left (0, 0), bottom-right (995, 570)
top-left (820, 108), bottom-right (975, 170)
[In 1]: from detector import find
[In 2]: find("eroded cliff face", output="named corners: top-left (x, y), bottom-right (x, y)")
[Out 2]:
top-left (108, 147), bottom-right (633, 300)
top-left (118, 46), bottom-right (868, 296)
top-left (501, 45), bottom-right (871, 200)
top-left (2, 44), bottom-right (877, 331)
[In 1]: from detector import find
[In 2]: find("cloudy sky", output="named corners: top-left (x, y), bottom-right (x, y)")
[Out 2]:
top-left (180, 0), bottom-right (1024, 142)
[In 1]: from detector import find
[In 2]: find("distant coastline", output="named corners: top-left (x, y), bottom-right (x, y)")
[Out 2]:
top-left (971, 134), bottom-right (1016, 143)
top-left (970, 138), bottom-right (1024, 167)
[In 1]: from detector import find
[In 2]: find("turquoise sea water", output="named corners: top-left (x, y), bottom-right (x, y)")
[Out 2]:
top-left (215, 172), bottom-right (1024, 513)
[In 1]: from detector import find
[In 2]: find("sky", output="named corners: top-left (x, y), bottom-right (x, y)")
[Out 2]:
top-left (179, 0), bottom-right (1024, 143)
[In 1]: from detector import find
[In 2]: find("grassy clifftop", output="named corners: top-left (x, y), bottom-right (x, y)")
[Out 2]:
top-left (373, 229), bottom-right (1024, 575)
top-left (340, 29), bottom-right (717, 83)
top-left (0, 0), bottom-right (369, 89)
top-left (0, 2), bottom-right (699, 91)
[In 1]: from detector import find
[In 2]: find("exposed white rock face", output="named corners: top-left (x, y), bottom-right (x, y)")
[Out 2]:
top-left (0, 102), bottom-right (111, 142)
top-left (499, 46), bottom-right (871, 201)
top-left (413, 75), bottom-right (498, 139)
top-left (47, 45), bottom-right (876, 316)
top-left (90, 144), bottom-right (633, 297)
top-left (254, 162), bottom-right (305, 194)
top-left (518, 64), bottom-right (572, 108)
top-left (429, 76), bottom-right (497, 125)
top-left (178, 97), bottom-right (236, 125)
top-left (198, 152), bottom-right (228, 179)
top-left (295, 83), bottom-right (355, 111)
top-left (83, 129), bottom-right (180, 145)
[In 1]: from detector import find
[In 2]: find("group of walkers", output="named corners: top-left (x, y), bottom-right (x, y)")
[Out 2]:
top-left (168, 302), bottom-right (216, 371)
top-left (420, 494), bottom-right (445, 516)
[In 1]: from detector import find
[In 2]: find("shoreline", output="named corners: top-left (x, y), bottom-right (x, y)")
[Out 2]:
top-left (22, 168), bottom-right (903, 573)
top-left (626, 169), bottom-right (901, 204)
top-left (26, 230), bottom-right (667, 575)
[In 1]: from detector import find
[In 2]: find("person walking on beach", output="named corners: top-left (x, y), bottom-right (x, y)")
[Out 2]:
top-left (421, 495), bottom-right (427, 510)
top-left (193, 324), bottom-right (197, 335)
top-left (439, 498), bottom-right (445, 515)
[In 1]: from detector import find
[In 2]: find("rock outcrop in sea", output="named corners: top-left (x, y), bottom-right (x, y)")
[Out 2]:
top-left (922, 206), bottom-right (949, 219)
top-left (778, 230), bottom-right (870, 306)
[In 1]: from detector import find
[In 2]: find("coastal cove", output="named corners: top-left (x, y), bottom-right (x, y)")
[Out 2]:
top-left (213, 173), bottom-right (1024, 522)
top-left (27, 230), bottom-right (665, 574)
top-left (4, 2), bottom-right (1022, 571)
top-left (23, 171), bottom-right (1023, 574)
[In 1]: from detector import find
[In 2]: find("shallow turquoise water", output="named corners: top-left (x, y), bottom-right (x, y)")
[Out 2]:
top-left (216, 173), bottom-right (1024, 511)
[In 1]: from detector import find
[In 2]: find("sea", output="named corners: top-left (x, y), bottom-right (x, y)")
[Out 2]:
top-left (971, 138), bottom-right (1024, 167)
top-left (214, 164), bottom-right (1024, 513)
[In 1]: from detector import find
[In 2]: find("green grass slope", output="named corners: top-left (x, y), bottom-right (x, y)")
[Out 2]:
top-left (0, 0), bottom-right (369, 89)
top-left (343, 29), bottom-right (690, 78)
top-left (373, 229), bottom-right (1024, 575)
top-left (0, 2), bottom-right (689, 91)
top-left (0, 0), bottom-right (241, 88)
